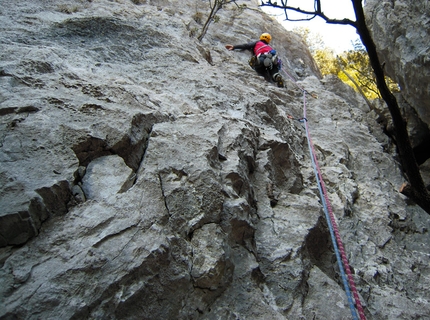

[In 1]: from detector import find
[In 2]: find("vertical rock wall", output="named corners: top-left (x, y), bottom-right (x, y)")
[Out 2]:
top-left (364, 0), bottom-right (430, 157)
top-left (1, 0), bottom-right (429, 319)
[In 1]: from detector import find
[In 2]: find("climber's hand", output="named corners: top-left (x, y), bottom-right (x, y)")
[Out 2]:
top-left (225, 45), bottom-right (234, 51)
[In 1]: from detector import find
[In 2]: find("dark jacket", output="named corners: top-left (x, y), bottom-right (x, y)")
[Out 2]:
top-left (233, 40), bottom-right (272, 55)
top-left (232, 40), bottom-right (282, 82)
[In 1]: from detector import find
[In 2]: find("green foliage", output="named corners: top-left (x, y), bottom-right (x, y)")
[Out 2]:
top-left (314, 48), bottom-right (340, 76)
top-left (308, 37), bottom-right (400, 100)
top-left (337, 40), bottom-right (399, 99)
top-left (386, 76), bottom-right (400, 94)
top-left (337, 42), bottom-right (381, 99)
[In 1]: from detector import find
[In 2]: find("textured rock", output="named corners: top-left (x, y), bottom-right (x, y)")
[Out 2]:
top-left (1, 0), bottom-right (430, 319)
top-left (364, 0), bottom-right (430, 148)
top-left (421, 158), bottom-right (430, 189)
top-left (191, 223), bottom-right (233, 291)
top-left (81, 155), bottom-right (134, 200)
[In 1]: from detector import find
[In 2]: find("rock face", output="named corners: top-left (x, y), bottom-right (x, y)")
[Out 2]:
top-left (0, 0), bottom-right (429, 319)
top-left (364, 0), bottom-right (430, 156)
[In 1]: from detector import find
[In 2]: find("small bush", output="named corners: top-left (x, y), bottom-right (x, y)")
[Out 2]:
top-left (193, 11), bottom-right (203, 24)
top-left (189, 27), bottom-right (199, 38)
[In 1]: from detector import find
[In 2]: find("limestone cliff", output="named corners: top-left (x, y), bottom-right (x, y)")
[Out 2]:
top-left (1, 0), bottom-right (429, 319)
top-left (364, 0), bottom-right (430, 164)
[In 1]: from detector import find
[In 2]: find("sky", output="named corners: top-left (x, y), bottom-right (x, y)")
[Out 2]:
top-left (261, 0), bottom-right (360, 53)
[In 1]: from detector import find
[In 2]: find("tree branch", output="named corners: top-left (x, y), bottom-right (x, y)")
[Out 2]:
top-left (337, 61), bottom-right (373, 110)
top-left (260, 0), bottom-right (357, 27)
top-left (198, 0), bottom-right (236, 41)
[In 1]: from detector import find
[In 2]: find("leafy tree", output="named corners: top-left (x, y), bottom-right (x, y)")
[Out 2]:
top-left (296, 31), bottom-right (398, 101)
top-left (291, 27), bottom-right (377, 97)
top-left (261, 0), bottom-right (430, 214)
top-left (314, 48), bottom-right (339, 76)
top-left (336, 40), bottom-right (400, 100)
top-left (338, 45), bottom-right (381, 99)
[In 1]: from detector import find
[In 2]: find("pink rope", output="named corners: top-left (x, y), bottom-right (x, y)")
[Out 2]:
top-left (303, 93), bottom-right (366, 320)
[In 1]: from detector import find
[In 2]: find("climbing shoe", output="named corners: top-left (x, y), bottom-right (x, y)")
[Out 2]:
top-left (274, 74), bottom-right (284, 88)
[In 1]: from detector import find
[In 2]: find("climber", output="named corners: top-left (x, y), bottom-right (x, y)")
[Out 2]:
top-left (225, 33), bottom-right (284, 88)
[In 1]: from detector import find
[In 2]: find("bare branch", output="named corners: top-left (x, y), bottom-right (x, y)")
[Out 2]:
top-left (197, 0), bottom-right (240, 42)
top-left (260, 1), bottom-right (357, 27)
top-left (315, 0), bottom-right (321, 13)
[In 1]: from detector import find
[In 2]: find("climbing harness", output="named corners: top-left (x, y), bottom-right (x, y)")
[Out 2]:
top-left (249, 51), bottom-right (280, 71)
top-left (290, 91), bottom-right (366, 320)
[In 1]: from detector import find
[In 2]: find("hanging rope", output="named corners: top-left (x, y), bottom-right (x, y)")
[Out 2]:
top-left (281, 67), bottom-right (318, 99)
top-left (298, 91), bottom-right (366, 320)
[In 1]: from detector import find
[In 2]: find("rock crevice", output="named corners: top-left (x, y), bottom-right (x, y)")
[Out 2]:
top-left (1, 0), bottom-right (430, 319)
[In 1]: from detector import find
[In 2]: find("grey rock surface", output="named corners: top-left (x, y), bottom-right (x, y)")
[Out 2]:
top-left (364, 0), bottom-right (430, 149)
top-left (81, 155), bottom-right (134, 200)
top-left (1, 0), bottom-right (429, 319)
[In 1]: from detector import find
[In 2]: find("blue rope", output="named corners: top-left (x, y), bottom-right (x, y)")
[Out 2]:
top-left (300, 93), bottom-right (359, 320)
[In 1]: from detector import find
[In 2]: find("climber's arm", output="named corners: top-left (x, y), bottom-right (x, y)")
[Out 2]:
top-left (225, 41), bottom-right (257, 51)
